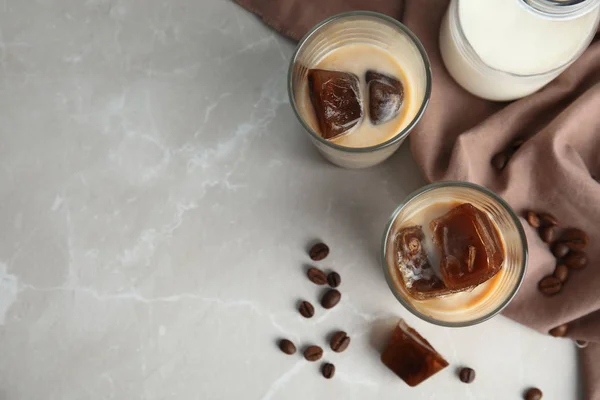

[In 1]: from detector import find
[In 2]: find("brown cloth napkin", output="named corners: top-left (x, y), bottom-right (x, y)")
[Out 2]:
top-left (235, 0), bottom-right (600, 398)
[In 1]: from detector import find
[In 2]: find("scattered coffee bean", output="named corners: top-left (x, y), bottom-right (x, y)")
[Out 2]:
top-left (525, 211), bottom-right (541, 228)
top-left (559, 228), bottom-right (588, 250)
top-left (321, 289), bottom-right (341, 309)
top-left (279, 339), bottom-right (297, 355)
top-left (309, 243), bottom-right (329, 261)
top-left (458, 367), bottom-right (476, 383)
top-left (524, 387), bottom-right (543, 400)
top-left (299, 301), bottom-right (315, 318)
top-left (539, 212), bottom-right (558, 226)
top-left (549, 324), bottom-right (568, 338)
top-left (564, 251), bottom-right (587, 270)
top-left (491, 152), bottom-right (509, 170)
top-left (554, 264), bottom-right (569, 283)
top-left (304, 345), bottom-right (323, 362)
top-left (307, 267), bottom-right (327, 285)
top-left (321, 362), bottom-right (335, 379)
top-left (327, 272), bottom-right (341, 288)
top-left (539, 226), bottom-right (555, 244)
top-left (330, 331), bottom-right (351, 353)
top-left (538, 276), bottom-right (561, 296)
top-left (551, 242), bottom-right (569, 259)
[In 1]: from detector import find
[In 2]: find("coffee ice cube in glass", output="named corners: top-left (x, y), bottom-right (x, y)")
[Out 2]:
top-left (381, 319), bottom-right (449, 386)
top-left (307, 69), bottom-right (362, 140)
top-left (394, 226), bottom-right (454, 300)
top-left (366, 70), bottom-right (404, 125)
top-left (430, 203), bottom-right (504, 290)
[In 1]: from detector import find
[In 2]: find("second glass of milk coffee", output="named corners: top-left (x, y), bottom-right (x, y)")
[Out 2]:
top-left (382, 182), bottom-right (528, 326)
top-left (288, 12), bottom-right (431, 168)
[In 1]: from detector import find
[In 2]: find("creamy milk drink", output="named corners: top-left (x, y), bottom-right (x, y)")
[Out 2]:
top-left (383, 183), bottom-right (528, 326)
top-left (297, 43), bottom-right (420, 149)
top-left (439, 0), bottom-right (600, 101)
top-left (289, 12), bottom-right (431, 168)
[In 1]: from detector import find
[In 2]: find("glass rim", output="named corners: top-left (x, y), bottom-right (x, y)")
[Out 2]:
top-left (287, 11), bottom-right (432, 154)
top-left (523, 0), bottom-right (600, 20)
top-left (380, 181), bottom-right (529, 328)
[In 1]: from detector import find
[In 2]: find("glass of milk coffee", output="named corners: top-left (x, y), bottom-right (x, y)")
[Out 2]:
top-left (382, 182), bottom-right (528, 327)
top-left (440, 0), bottom-right (600, 101)
top-left (288, 11), bottom-right (431, 169)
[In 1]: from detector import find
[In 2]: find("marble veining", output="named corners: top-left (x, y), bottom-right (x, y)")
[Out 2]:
top-left (0, 0), bottom-right (578, 399)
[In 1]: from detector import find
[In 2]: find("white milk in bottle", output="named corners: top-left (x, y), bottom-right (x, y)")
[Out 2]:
top-left (439, 0), bottom-right (600, 101)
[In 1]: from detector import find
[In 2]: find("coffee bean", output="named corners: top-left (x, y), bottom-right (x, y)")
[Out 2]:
top-left (554, 264), bottom-right (569, 283)
top-left (551, 242), bottom-right (569, 259)
top-left (549, 324), bottom-right (568, 338)
top-left (309, 243), bottom-right (329, 261)
top-left (459, 367), bottom-right (476, 384)
top-left (538, 276), bottom-right (561, 296)
top-left (299, 301), bottom-right (315, 318)
top-left (560, 228), bottom-right (588, 250)
top-left (539, 212), bottom-right (558, 226)
top-left (321, 362), bottom-right (335, 379)
top-left (525, 211), bottom-right (541, 228)
top-left (539, 226), bottom-right (555, 244)
top-left (564, 251), bottom-right (587, 270)
top-left (491, 152), bottom-right (509, 170)
top-left (321, 289), bottom-right (341, 309)
top-left (279, 339), bottom-right (296, 355)
top-left (304, 345), bottom-right (323, 362)
top-left (307, 267), bottom-right (327, 285)
top-left (524, 387), bottom-right (543, 400)
top-left (330, 331), bottom-right (351, 353)
top-left (327, 272), bottom-right (341, 288)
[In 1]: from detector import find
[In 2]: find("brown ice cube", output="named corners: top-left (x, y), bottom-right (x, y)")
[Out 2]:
top-left (394, 226), bottom-right (454, 300)
top-left (430, 203), bottom-right (504, 291)
top-left (307, 69), bottom-right (362, 140)
top-left (381, 319), bottom-right (449, 387)
top-left (366, 70), bottom-right (404, 125)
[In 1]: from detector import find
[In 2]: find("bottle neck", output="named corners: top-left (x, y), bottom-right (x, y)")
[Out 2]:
top-left (521, 0), bottom-right (600, 19)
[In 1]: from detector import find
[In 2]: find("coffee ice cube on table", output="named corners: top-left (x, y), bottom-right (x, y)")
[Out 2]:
top-left (381, 319), bottom-right (448, 387)
top-left (307, 69), bottom-right (362, 140)
top-left (430, 203), bottom-right (504, 291)
top-left (366, 70), bottom-right (404, 125)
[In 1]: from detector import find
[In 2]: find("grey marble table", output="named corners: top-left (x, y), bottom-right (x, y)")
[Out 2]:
top-left (0, 1), bottom-right (579, 399)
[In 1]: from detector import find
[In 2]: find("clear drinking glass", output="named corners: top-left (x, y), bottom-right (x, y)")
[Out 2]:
top-left (382, 182), bottom-right (528, 327)
top-left (288, 11), bottom-right (431, 169)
